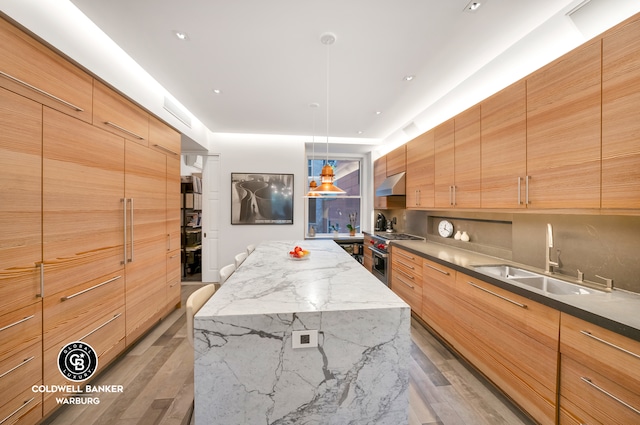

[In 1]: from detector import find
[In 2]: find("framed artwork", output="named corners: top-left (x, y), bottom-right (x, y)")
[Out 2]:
top-left (231, 173), bottom-right (294, 224)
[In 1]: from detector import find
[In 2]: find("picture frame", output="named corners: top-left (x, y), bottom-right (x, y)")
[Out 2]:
top-left (231, 173), bottom-right (294, 224)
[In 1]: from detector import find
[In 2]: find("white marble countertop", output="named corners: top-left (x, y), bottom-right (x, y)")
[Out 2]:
top-left (199, 239), bottom-right (407, 318)
top-left (395, 239), bottom-right (640, 341)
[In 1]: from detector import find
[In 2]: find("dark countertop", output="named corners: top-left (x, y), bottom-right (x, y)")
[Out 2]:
top-left (392, 239), bottom-right (640, 343)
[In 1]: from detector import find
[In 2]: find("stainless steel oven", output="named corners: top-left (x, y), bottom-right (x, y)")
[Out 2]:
top-left (369, 245), bottom-right (388, 284)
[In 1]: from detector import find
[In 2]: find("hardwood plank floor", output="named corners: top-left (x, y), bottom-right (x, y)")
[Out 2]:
top-left (42, 284), bottom-right (536, 425)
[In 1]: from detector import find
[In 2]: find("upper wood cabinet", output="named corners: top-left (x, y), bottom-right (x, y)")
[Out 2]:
top-left (406, 130), bottom-right (434, 209)
top-left (0, 17), bottom-right (93, 123)
top-left (93, 80), bottom-right (149, 145)
top-left (434, 118), bottom-right (455, 208)
top-left (453, 105), bottom-right (481, 208)
top-left (150, 115), bottom-right (181, 158)
top-left (385, 145), bottom-right (406, 175)
top-left (602, 17), bottom-right (640, 210)
top-left (526, 40), bottom-right (602, 209)
top-left (373, 156), bottom-right (387, 209)
top-left (481, 81), bottom-right (527, 209)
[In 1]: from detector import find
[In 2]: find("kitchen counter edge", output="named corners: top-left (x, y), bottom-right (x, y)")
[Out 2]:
top-left (392, 240), bottom-right (640, 343)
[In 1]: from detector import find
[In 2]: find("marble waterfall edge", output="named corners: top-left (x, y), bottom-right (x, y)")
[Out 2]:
top-left (194, 307), bottom-right (410, 425)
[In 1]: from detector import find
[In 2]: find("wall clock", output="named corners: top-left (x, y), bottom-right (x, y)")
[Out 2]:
top-left (438, 220), bottom-right (454, 238)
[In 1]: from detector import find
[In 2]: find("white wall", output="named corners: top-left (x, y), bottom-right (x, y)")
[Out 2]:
top-left (212, 134), bottom-right (306, 269)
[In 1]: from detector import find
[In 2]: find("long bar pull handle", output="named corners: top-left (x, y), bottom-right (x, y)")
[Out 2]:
top-left (424, 263), bottom-right (450, 276)
top-left (466, 281), bottom-right (528, 309)
top-left (152, 144), bottom-right (179, 156)
top-left (525, 175), bottom-right (530, 205)
top-left (396, 269), bottom-right (415, 280)
top-left (129, 198), bottom-right (134, 262)
top-left (61, 275), bottom-right (122, 301)
top-left (0, 315), bottom-right (35, 333)
top-left (38, 262), bottom-right (44, 298)
top-left (0, 356), bottom-right (35, 380)
top-left (122, 198), bottom-right (127, 265)
top-left (104, 121), bottom-right (144, 140)
top-left (0, 397), bottom-right (35, 425)
top-left (396, 260), bottom-right (415, 270)
top-left (396, 276), bottom-right (415, 290)
top-left (453, 185), bottom-right (456, 206)
top-left (396, 251), bottom-right (416, 261)
top-left (580, 330), bottom-right (640, 360)
top-left (0, 71), bottom-right (84, 112)
top-left (78, 313), bottom-right (122, 341)
top-left (517, 177), bottom-right (522, 205)
top-left (449, 186), bottom-right (453, 206)
top-left (580, 377), bottom-right (640, 415)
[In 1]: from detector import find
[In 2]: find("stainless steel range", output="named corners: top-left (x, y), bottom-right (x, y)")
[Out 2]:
top-left (368, 233), bottom-right (425, 285)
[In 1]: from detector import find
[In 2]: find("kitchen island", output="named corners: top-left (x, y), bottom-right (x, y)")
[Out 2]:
top-left (194, 239), bottom-right (410, 425)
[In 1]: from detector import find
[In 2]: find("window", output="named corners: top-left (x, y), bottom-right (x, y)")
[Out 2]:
top-left (306, 158), bottom-right (361, 235)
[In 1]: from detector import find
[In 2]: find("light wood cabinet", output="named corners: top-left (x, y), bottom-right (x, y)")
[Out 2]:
top-left (1, 17), bottom-right (183, 423)
top-left (0, 304), bottom-right (43, 425)
top-left (453, 105), bottom-right (481, 208)
top-left (406, 130), bottom-right (434, 209)
top-left (93, 79), bottom-right (149, 145)
top-left (0, 17), bottom-right (93, 123)
top-left (481, 81), bottom-right (527, 209)
top-left (385, 145), bottom-right (406, 175)
top-left (124, 141), bottom-right (170, 345)
top-left (43, 108), bottom-right (125, 296)
top-left (526, 40), bottom-right (602, 209)
top-left (0, 88), bottom-right (42, 311)
top-left (390, 247), bottom-right (422, 312)
top-left (434, 118), bottom-right (455, 208)
top-left (42, 272), bottom-right (125, 414)
top-left (602, 16), bottom-right (640, 210)
top-left (420, 259), bottom-right (456, 343)
top-left (559, 313), bottom-right (640, 424)
top-left (363, 234), bottom-right (373, 273)
top-left (373, 157), bottom-right (387, 209)
top-left (455, 272), bottom-right (560, 425)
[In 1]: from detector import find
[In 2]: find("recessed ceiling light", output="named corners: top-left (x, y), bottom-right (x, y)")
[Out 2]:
top-left (357, 130), bottom-right (364, 135)
top-left (464, 1), bottom-right (482, 12)
top-left (212, 89), bottom-right (222, 95)
top-left (173, 30), bottom-right (189, 40)
top-left (375, 111), bottom-right (382, 115)
top-left (403, 75), bottom-right (415, 82)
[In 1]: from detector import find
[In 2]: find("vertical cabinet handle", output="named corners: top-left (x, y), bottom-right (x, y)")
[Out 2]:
top-left (122, 198), bottom-right (127, 265)
top-left (38, 262), bottom-right (44, 298)
top-left (517, 177), bottom-right (522, 205)
top-left (129, 198), bottom-right (134, 262)
top-left (525, 175), bottom-right (530, 205)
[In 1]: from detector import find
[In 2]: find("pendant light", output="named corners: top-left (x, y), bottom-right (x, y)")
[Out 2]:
top-left (306, 103), bottom-right (320, 197)
top-left (312, 32), bottom-right (346, 195)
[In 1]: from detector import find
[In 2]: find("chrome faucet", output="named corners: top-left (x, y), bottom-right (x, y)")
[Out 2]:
top-left (545, 223), bottom-right (559, 274)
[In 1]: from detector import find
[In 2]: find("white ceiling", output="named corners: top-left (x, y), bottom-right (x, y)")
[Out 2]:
top-left (3, 0), bottom-right (639, 152)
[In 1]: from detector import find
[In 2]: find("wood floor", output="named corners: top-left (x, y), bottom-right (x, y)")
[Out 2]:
top-left (42, 284), bottom-right (536, 425)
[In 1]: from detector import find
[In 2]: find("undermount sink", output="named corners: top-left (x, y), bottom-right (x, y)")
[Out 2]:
top-left (472, 264), bottom-right (605, 296)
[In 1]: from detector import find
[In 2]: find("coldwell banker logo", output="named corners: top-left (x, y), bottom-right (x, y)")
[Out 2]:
top-left (58, 341), bottom-right (98, 382)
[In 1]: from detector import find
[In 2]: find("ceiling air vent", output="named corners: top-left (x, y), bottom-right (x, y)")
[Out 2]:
top-left (163, 96), bottom-right (192, 128)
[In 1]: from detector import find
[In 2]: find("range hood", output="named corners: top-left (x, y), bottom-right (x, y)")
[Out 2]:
top-left (375, 172), bottom-right (406, 196)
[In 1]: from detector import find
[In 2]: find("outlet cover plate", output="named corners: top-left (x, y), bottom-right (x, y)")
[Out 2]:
top-left (292, 330), bottom-right (318, 349)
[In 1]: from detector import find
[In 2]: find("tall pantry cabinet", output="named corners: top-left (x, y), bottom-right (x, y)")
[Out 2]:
top-left (0, 17), bottom-right (181, 424)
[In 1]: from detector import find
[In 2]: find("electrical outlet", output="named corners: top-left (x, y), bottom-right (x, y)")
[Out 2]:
top-left (292, 330), bottom-right (318, 349)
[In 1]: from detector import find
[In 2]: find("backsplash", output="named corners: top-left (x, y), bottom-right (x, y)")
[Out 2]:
top-left (376, 208), bottom-right (640, 294)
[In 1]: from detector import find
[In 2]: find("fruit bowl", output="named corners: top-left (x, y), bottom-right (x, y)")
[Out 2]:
top-left (288, 246), bottom-right (310, 260)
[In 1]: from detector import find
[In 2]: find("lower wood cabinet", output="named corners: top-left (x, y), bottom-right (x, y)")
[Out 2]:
top-left (363, 235), bottom-right (373, 273)
top-left (455, 272), bottom-right (559, 425)
top-left (420, 258), bottom-right (457, 343)
top-left (559, 313), bottom-right (640, 424)
top-left (390, 247), bottom-right (422, 312)
top-left (0, 303), bottom-right (43, 425)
